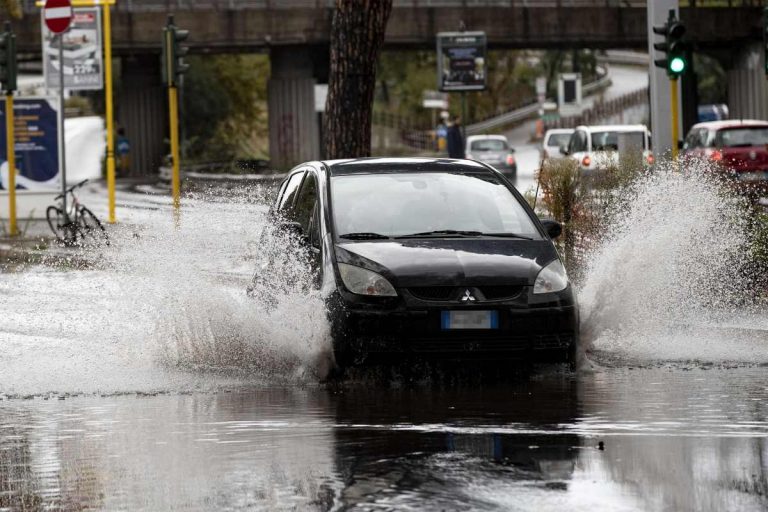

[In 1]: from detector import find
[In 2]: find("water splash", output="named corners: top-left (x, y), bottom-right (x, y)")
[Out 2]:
top-left (0, 185), bottom-right (332, 397)
top-left (579, 160), bottom-right (768, 364)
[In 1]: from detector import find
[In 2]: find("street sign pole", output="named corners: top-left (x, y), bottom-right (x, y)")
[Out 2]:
top-left (5, 92), bottom-right (16, 236)
top-left (58, 33), bottom-right (68, 221)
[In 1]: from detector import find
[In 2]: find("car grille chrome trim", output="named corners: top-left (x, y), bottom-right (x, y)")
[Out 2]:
top-left (408, 286), bottom-right (524, 302)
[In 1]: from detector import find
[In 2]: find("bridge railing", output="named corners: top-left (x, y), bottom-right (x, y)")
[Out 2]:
top-left (20, 0), bottom-right (766, 14)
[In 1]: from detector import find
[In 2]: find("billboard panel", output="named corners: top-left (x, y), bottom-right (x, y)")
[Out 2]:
top-left (0, 97), bottom-right (62, 191)
top-left (436, 32), bottom-right (487, 92)
top-left (43, 7), bottom-right (103, 91)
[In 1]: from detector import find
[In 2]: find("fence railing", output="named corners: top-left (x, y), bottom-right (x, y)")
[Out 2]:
top-left (544, 87), bottom-right (649, 130)
top-left (20, 0), bottom-right (767, 13)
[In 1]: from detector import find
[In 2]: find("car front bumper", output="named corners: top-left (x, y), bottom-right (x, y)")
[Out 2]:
top-left (329, 297), bottom-right (578, 362)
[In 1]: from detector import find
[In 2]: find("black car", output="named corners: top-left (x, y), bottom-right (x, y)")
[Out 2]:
top-left (252, 158), bottom-right (579, 368)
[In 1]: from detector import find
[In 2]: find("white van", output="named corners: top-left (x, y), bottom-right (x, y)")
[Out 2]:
top-left (561, 125), bottom-right (653, 175)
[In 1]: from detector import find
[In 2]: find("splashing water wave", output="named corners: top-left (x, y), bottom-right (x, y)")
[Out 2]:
top-left (0, 187), bottom-right (332, 397)
top-left (579, 161), bottom-right (768, 364)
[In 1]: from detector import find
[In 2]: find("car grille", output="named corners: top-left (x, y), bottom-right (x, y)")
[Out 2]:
top-left (408, 286), bottom-right (457, 301)
top-left (407, 333), bottom-right (573, 353)
top-left (408, 286), bottom-right (524, 302)
top-left (480, 286), bottom-right (524, 300)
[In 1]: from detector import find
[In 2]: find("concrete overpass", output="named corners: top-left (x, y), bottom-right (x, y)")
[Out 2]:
top-left (10, 0), bottom-right (768, 171)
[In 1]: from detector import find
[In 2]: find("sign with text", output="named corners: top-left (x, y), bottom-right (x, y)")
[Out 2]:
top-left (436, 32), bottom-right (487, 92)
top-left (0, 97), bottom-right (61, 190)
top-left (43, 7), bottom-right (103, 91)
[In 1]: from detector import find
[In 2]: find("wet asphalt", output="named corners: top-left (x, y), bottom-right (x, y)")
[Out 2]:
top-left (1, 363), bottom-right (767, 511)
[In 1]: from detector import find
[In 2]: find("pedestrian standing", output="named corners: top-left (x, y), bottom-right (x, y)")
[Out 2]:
top-left (117, 128), bottom-right (131, 177)
top-left (446, 115), bottom-right (465, 159)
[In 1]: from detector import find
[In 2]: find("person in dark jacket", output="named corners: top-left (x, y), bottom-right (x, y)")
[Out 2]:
top-left (446, 116), bottom-right (465, 159)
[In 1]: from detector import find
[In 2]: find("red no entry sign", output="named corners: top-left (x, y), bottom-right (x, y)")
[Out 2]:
top-left (44, 0), bottom-right (73, 34)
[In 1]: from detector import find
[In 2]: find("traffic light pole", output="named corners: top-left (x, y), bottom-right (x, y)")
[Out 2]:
top-left (169, 85), bottom-right (180, 210)
top-left (670, 78), bottom-right (680, 160)
top-left (5, 91), bottom-right (15, 236)
top-left (165, 26), bottom-right (181, 211)
top-left (103, 1), bottom-right (116, 223)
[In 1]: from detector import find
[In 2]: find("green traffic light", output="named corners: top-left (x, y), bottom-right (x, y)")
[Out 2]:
top-left (669, 56), bottom-right (686, 74)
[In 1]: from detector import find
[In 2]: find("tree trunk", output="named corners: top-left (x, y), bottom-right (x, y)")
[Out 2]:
top-left (325, 0), bottom-right (392, 160)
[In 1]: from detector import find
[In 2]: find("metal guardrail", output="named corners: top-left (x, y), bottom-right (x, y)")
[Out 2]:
top-left (466, 70), bottom-right (612, 135)
top-left (20, 0), bottom-right (767, 13)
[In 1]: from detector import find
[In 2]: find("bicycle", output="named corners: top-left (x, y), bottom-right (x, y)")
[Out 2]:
top-left (46, 179), bottom-right (109, 245)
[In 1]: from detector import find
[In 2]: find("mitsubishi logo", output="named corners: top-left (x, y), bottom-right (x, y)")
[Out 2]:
top-left (461, 289), bottom-right (476, 302)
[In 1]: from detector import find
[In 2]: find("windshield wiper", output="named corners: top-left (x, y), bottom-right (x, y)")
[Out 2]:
top-left (395, 230), bottom-right (533, 240)
top-left (396, 230), bottom-right (483, 238)
top-left (339, 232), bottom-right (391, 240)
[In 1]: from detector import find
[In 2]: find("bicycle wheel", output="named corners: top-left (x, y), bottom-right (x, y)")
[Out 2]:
top-left (46, 205), bottom-right (68, 241)
top-left (77, 206), bottom-right (109, 245)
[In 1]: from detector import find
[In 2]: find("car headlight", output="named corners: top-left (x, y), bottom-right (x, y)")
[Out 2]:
top-left (338, 263), bottom-right (397, 297)
top-left (533, 260), bottom-right (568, 294)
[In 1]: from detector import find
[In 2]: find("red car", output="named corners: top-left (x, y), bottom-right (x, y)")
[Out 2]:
top-left (682, 120), bottom-right (768, 191)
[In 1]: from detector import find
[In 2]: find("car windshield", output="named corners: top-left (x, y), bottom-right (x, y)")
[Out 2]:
top-left (546, 133), bottom-right (572, 147)
top-left (331, 172), bottom-right (541, 239)
top-left (590, 131), bottom-right (646, 151)
top-left (716, 127), bottom-right (768, 148)
top-left (470, 139), bottom-right (508, 151)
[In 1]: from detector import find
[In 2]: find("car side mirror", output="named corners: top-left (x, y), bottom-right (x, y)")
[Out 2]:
top-left (559, 145), bottom-right (569, 156)
top-left (540, 219), bottom-right (562, 239)
top-left (677, 140), bottom-right (684, 150)
top-left (508, 148), bottom-right (516, 154)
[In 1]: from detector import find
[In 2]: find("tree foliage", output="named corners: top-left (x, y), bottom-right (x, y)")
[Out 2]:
top-left (0, 0), bottom-right (21, 19)
top-left (182, 54), bottom-right (270, 161)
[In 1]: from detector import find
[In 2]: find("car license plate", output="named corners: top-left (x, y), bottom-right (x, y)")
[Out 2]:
top-left (441, 310), bottom-right (498, 330)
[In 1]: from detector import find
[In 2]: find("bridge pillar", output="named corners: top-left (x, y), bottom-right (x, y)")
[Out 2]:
top-left (268, 46), bottom-right (328, 170)
top-left (117, 54), bottom-right (167, 176)
top-left (727, 44), bottom-right (768, 121)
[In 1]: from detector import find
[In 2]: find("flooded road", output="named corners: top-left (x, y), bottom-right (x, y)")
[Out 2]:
top-left (1, 365), bottom-right (767, 511)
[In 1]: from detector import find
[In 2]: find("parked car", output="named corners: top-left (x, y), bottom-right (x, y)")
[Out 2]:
top-left (540, 128), bottom-right (575, 163)
top-left (465, 135), bottom-right (517, 179)
top-left (251, 158), bottom-right (579, 370)
top-left (561, 124), bottom-right (653, 176)
top-left (682, 120), bottom-right (768, 189)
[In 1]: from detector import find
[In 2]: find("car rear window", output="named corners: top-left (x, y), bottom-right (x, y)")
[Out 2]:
top-left (546, 133), bottom-right (572, 147)
top-left (331, 172), bottom-right (541, 239)
top-left (470, 139), bottom-right (508, 151)
top-left (715, 127), bottom-right (768, 148)
top-left (590, 131), bottom-right (646, 152)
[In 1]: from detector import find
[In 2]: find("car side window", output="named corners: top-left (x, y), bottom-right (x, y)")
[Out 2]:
top-left (684, 129), bottom-right (700, 149)
top-left (570, 130), bottom-right (587, 153)
top-left (308, 202), bottom-right (321, 249)
top-left (277, 171), bottom-right (305, 214)
top-left (292, 172), bottom-right (318, 234)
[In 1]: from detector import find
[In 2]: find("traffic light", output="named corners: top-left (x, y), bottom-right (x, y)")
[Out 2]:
top-left (0, 22), bottom-right (17, 93)
top-left (653, 9), bottom-right (687, 79)
top-left (162, 15), bottom-right (190, 87)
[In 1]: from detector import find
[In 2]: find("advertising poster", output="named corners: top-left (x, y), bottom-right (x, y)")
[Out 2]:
top-left (43, 7), bottom-right (103, 91)
top-left (436, 32), bottom-right (487, 92)
top-left (0, 98), bottom-right (61, 191)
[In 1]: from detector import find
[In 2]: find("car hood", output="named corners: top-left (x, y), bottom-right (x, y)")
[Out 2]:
top-left (335, 239), bottom-right (558, 287)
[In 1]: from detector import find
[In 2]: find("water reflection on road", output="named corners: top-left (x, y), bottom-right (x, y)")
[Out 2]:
top-left (1, 366), bottom-right (767, 511)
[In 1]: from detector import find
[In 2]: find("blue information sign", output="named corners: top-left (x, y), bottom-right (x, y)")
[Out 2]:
top-left (0, 98), bottom-right (61, 190)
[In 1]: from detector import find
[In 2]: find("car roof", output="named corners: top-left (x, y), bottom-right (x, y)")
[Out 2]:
top-left (544, 128), bottom-right (575, 136)
top-left (321, 157), bottom-right (492, 176)
top-left (466, 134), bottom-right (508, 142)
top-left (575, 124), bottom-right (649, 133)
top-left (690, 119), bottom-right (768, 131)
